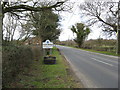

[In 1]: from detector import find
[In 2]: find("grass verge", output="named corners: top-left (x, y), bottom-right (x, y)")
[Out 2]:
top-left (9, 47), bottom-right (83, 88)
top-left (60, 45), bottom-right (119, 57)
top-left (79, 48), bottom-right (120, 56)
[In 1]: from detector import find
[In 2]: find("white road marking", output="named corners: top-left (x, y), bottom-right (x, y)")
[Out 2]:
top-left (62, 54), bottom-right (98, 88)
top-left (91, 58), bottom-right (113, 66)
top-left (92, 56), bottom-right (118, 64)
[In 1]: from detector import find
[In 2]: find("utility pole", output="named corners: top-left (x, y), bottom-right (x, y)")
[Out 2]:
top-left (117, 0), bottom-right (120, 55)
top-left (108, 1), bottom-right (120, 55)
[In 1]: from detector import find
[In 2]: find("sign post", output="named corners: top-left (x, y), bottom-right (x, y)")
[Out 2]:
top-left (43, 40), bottom-right (53, 56)
top-left (42, 40), bottom-right (56, 64)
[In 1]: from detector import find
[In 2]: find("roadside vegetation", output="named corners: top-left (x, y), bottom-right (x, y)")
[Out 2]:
top-left (55, 38), bottom-right (119, 56)
top-left (1, 0), bottom-right (120, 88)
top-left (2, 42), bottom-right (41, 88)
top-left (70, 23), bottom-right (90, 48)
top-left (55, 1), bottom-right (120, 56)
top-left (2, 1), bottom-right (68, 88)
top-left (7, 47), bottom-right (83, 88)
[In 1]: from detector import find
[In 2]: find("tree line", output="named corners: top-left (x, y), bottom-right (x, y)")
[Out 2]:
top-left (69, 0), bottom-right (120, 54)
top-left (1, 0), bottom-right (71, 45)
top-left (1, 0), bottom-right (120, 49)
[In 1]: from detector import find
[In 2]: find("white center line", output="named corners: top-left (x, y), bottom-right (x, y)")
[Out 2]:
top-left (91, 58), bottom-right (113, 66)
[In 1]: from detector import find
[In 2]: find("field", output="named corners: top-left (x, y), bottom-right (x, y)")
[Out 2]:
top-left (56, 39), bottom-right (119, 56)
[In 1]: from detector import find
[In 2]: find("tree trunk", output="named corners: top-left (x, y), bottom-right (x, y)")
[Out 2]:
top-left (78, 43), bottom-right (82, 48)
top-left (0, 4), bottom-right (2, 90)
top-left (0, 4), bottom-right (3, 45)
top-left (117, 30), bottom-right (120, 55)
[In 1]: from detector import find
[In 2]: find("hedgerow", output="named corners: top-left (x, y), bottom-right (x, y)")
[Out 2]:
top-left (2, 45), bottom-right (34, 87)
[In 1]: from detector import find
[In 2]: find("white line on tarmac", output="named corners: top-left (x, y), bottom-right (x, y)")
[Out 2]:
top-left (63, 55), bottom-right (98, 88)
top-left (91, 58), bottom-right (113, 66)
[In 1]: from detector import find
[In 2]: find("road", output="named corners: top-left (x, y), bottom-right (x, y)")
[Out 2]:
top-left (56, 45), bottom-right (118, 88)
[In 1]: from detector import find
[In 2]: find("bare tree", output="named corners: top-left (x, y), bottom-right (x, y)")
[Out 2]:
top-left (3, 13), bottom-right (18, 41)
top-left (3, 12), bottom-right (34, 42)
top-left (1, 0), bottom-right (70, 17)
top-left (79, 0), bottom-right (120, 55)
top-left (17, 21), bottom-right (33, 41)
top-left (1, 0), bottom-right (72, 41)
top-left (79, 0), bottom-right (118, 34)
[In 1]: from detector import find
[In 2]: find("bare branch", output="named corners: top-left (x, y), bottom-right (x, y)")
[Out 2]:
top-left (79, 1), bottom-right (118, 34)
top-left (3, 1), bottom-right (65, 14)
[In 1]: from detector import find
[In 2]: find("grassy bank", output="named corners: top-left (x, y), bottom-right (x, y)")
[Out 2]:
top-left (9, 47), bottom-right (83, 88)
top-left (60, 45), bottom-right (119, 56)
top-left (79, 48), bottom-right (120, 56)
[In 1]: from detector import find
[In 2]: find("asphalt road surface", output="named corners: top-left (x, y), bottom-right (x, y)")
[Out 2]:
top-left (56, 45), bottom-right (118, 88)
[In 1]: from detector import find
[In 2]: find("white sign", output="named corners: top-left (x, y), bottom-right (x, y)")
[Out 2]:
top-left (43, 40), bottom-right (53, 49)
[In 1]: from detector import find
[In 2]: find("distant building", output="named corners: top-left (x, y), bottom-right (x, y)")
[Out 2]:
top-left (24, 37), bottom-right (42, 45)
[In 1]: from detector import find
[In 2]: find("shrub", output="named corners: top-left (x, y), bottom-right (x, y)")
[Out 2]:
top-left (2, 45), bottom-right (34, 87)
top-left (31, 46), bottom-right (42, 61)
top-left (82, 39), bottom-right (117, 52)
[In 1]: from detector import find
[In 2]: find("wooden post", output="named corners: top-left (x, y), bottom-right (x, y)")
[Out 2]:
top-left (116, 1), bottom-right (120, 55)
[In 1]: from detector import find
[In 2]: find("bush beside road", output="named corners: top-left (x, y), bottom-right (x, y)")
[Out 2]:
top-left (56, 39), bottom-right (119, 56)
top-left (2, 45), bottom-right (34, 87)
top-left (7, 47), bottom-right (83, 88)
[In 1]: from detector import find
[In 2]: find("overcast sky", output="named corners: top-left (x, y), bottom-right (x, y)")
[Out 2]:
top-left (58, 0), bottom-right (117, 41)
top-left (3, 0), bottom-right (118, 41)
top-left (58, 0), bottom-right (101, 41)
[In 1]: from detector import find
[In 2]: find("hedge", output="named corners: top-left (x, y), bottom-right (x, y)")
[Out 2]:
top-left (2, 45), bottom-right (34, 87)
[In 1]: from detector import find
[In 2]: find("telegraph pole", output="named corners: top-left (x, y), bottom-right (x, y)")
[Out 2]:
top-left (117, 0), bottom-right (120, 55)
top-left (108, 1), bottom-right (120, 55)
